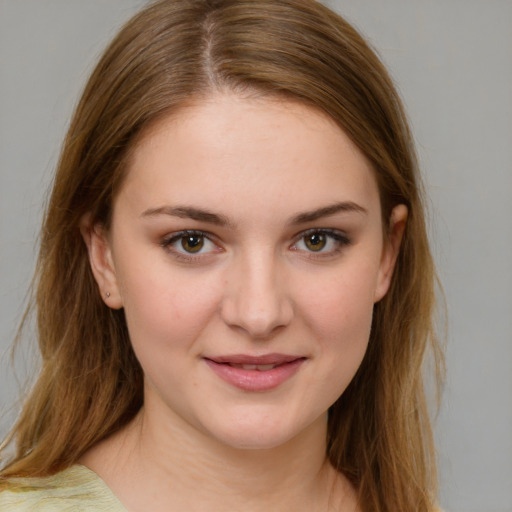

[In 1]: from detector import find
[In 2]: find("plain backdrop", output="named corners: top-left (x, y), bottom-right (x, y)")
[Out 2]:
top-left (1, 1), bottom-right (511, 511)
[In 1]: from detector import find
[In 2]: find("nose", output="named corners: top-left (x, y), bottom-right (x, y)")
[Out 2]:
top-left (220, 251), bottom-right (294, 339)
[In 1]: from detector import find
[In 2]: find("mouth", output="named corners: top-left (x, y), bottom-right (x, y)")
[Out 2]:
top-left (226, 363), bottom-right (280, 371)
top-left (203, 354), bottom-right (306, 391)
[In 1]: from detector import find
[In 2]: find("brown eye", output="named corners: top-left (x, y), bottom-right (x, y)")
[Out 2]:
top-left (292, 229), bottom-right (350, 256)
top-left (181, 234), bottom-right (204, 253)
top-left (162, 230), bottom-right (219, 259)
top-left (304, 233), bottom-right (327, 252)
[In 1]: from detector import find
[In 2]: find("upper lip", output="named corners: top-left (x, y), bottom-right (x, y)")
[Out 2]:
top-left (205, 353), bottom-right (305, 365)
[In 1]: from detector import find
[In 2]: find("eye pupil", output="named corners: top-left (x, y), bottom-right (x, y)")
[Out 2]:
top-left (305, 233), bottom-right (326, 251)
top-left (181, 234), bottom-right (204, 253)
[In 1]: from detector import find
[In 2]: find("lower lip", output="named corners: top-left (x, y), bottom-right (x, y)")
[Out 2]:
top-left (204, 358), bottom-right (305, 392)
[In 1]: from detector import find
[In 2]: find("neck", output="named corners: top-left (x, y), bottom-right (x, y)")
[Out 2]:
top-left (81, 402), bottom-right (356, 511)
top-left (134, 410), bottom-right (336, 511)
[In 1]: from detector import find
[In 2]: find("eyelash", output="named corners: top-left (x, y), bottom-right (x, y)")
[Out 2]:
top-left (290, 228), bottom-right (351, 258)
top-left (160, 228), bottom-right (350, 261)
top-left (160, 230), bottom-right (220, 261)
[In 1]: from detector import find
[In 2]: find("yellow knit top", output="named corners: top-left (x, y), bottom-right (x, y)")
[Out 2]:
top-left (1, 464), bottom-right (445, 511)
top-left (0, 465), bottom-right (127, 511)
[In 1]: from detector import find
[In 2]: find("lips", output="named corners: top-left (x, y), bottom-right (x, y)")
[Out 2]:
top-left (204, 354), bottom-right (306, 392)
top-left (229, 363), bottom-right (277, 371)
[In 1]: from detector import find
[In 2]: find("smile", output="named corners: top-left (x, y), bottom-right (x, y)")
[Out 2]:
top-left (204, 354), bottom-right (306, 392)
top-left (228, 363), bottom-right (277, 371)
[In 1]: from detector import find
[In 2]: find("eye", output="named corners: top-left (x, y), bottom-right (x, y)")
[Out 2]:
top-left (161, 230), bottom-right (220, 258)
top-left (303, 232), bottom-right (328, 252)
top-left (292, 229), bottom-right (350, 255)
top-left (180, 233), bottom-right (206, 253)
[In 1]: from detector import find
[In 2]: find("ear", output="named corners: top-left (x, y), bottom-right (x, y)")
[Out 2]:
top-left (374, 204), bottom-right (408, 303)
top-left (80, 216), bottom-right (123, 309)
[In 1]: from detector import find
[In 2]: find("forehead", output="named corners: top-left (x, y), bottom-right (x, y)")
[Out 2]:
top-left (119, 93), bottom-right (381, 222)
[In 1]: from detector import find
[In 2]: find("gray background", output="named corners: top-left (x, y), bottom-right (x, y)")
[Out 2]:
top-left (1, 1), bottom-right (511, 511)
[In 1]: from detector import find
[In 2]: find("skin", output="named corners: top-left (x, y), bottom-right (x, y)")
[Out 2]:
top-left (81, 93), bottom-right (407, 511)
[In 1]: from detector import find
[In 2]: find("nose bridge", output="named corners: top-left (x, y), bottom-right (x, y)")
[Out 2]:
top-left (221, 246), bottom-right (292, 338)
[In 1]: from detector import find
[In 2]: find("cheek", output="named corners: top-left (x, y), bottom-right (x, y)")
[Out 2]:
top-left (296, 261), bottom-right (378, 393)
top-left (118, 261), bottom-right (222, 355)
top-left (299, 262), bottom-right (377, 340)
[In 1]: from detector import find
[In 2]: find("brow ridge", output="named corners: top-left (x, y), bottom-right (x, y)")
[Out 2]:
top-left (141, 201), bottom-right (366, 228)
top-left (140, 206), bottom-right (232, 227)
top-left (290, 201), bottom-right (367, 224)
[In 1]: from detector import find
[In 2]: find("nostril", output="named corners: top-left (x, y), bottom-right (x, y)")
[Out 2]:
top-left (220, 298), bottom-right (293, 338)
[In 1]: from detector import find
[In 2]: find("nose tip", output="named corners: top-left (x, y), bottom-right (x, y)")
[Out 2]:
top-left (220, 260), bottom-right (293, 339)
top-left (222, 299), bottom-right (293, 339)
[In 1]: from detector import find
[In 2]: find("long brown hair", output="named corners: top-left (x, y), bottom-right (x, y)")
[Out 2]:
top-left (0, 1), bottom-right (444, 510)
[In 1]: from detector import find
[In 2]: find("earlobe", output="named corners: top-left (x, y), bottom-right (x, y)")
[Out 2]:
top-left (374, 204), bottom-right (408, 303)
top-left (80, 217), bottom-right (123, 309)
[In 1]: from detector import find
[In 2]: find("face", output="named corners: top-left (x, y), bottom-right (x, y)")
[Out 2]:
top-left (85, 93), bottom-right (406, 451)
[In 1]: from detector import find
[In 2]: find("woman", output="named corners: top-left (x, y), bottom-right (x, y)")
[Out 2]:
top-left (0, 0), bottom-right (444, 510)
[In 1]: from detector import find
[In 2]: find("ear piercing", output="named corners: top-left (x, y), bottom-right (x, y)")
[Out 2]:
top-left (105, 292), bottom-right (111, 298)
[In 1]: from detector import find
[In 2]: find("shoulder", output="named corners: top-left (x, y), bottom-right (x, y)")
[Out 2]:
top-left (0, 465), bottom-right (126, 511)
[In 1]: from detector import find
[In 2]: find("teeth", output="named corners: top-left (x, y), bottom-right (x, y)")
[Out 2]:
top-left (254, 364), bottom-right (276, 371)
top-left (231, 363), bottom-right (277, 371)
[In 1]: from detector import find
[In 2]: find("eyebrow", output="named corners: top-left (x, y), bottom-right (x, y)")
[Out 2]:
top-left (140, 201), bottom-right (367, 227)
top-left (140, 205), bottom-right (233, 227)
top-left (289, 201), bottom-right (368, 224)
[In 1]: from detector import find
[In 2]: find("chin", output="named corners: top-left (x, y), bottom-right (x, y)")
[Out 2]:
top-left (215, 431), bottom-right (298, 453)
top-left (200, 407), bottom-right (322, 453)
